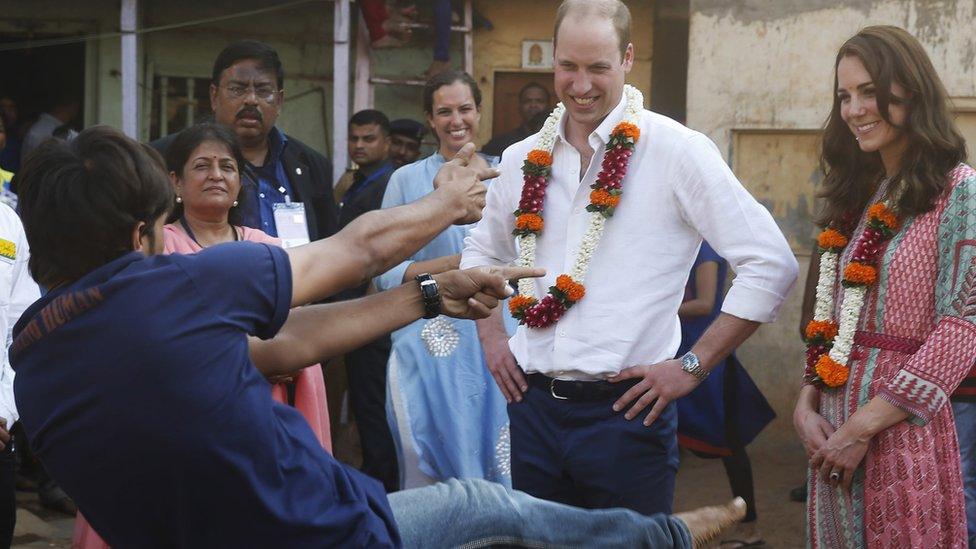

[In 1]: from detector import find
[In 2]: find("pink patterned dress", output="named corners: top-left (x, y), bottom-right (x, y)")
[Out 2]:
top-left (808, 164), bottom-right (976, 548)
top-left (73, 223), bottom-right (332, 549)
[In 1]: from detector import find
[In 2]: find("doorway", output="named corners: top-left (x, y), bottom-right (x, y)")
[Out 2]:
top-left (650, 0), bottom-right (689, 123)
top-left (0, 37), bottom-right (85, 171)
top-left (491, 71), bottom-right (555, 139)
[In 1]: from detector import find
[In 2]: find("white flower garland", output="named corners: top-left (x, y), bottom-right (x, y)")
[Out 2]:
top-left (829, 286), bottom-right (865, 362)
top-left (808, 196), bottom-right (899, 386)
top-left (515, 85), bottom-right (644, 303)
top-left (813, 251), bottom-right (838, 321)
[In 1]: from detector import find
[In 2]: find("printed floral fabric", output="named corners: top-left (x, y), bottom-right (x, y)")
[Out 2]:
top-left (809, 164), bottom-right (976, 548)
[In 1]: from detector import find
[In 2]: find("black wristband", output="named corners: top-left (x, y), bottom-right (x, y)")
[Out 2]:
top-left (415, 273), bottom-right (442, 319)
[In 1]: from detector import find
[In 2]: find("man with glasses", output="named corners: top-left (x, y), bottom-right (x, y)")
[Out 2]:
top-left (152, 40), bottom-right (338, 245)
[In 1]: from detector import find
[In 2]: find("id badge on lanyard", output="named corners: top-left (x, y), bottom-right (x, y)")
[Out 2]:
top-left (273, 200), bottom-right (311, 248)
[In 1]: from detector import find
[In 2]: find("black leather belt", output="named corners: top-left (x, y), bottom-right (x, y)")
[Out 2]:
top-left (527, 373), bottom-right (638, 402)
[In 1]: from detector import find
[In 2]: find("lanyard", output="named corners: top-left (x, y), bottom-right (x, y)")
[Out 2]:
top-left (179, 217), bottom-right (239, 248)
top-left (342, 163), bottom-right (393, 207)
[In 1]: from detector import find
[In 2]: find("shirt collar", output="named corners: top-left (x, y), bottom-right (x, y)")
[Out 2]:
top-left (555, 92), bottom-right (628, 148)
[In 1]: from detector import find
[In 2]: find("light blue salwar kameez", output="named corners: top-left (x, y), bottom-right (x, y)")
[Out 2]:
top-left (375, 153), bottom-right (515, 490)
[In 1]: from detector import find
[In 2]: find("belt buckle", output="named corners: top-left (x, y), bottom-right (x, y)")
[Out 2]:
top-left (549, 378), bottom-right (568, 400)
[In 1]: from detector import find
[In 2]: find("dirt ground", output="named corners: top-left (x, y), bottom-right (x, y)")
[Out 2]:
top-left (673, 421), bottom-right (808, 548)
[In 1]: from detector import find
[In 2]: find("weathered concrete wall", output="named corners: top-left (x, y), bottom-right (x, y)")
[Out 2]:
top-left (687, 0), bottom-right (976, 431)
top-left (473, 0), bottom-right (654, 144)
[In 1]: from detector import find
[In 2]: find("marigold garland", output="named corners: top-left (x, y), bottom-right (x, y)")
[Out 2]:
top-left (510, 85), bottom-right (644, 329)
top-left (814, 354), bottom-right (850, 388)
top-left (508, 295), bottom-right (538, 316)
top-left (526, 150), bottom-right (553, 167)
top-left (555, 274), bottom-right (586, 302)
top-left (589, 189), bottom-right (621, 208)
top-left (514, 213), bottom-right (544, 234)
top-left (843, 263), bottom-right (878, 286)
top-left (817, 228), bottom-right (848, 251)
top-left (805, 319), bottom-right (839, 343)
top-left (803, 197), bottom-right (901, 389)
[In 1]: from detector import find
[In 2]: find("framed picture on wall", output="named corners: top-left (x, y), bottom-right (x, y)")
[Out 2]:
top-left (521, 40), bottom-right (553, 69)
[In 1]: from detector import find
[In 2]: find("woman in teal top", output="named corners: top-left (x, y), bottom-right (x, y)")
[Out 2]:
top-left (375, 70), bottom-right (515, 489)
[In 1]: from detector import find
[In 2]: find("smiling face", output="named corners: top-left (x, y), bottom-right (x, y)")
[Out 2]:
top-left (554, 15), bottom-right (633, 137)
top-left (210, 59), bottom-right (283, 148)
top-left (836, 54), bottom-right (910, 167)
top-left (173, 140), bottom-right (241, 220)
top-left (426, 81), bottom-right (481, 158)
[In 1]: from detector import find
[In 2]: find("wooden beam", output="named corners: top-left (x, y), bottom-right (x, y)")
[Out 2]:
top-left (333, 0), bottom-right (351, 182)
top-left (353, 11), bottom-right (372, 112)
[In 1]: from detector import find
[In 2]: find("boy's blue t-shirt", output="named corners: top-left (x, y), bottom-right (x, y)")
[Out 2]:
top-left (11, 243), bottom-right (399, 548)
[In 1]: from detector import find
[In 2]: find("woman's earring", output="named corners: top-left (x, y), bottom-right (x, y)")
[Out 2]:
top-left (176, 196), bottom-right (183, 203)
top-left (232, 200), bottom-right (239, 207)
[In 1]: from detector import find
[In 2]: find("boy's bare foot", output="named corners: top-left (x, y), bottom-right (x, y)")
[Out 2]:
top-left (674, 497), bottom-right (747, 548)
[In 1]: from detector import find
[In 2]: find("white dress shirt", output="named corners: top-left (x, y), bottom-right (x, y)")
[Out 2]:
top-left (0, 204), bottom-right (40, 428)
top-left (461, 95), bottom-right (798, 379)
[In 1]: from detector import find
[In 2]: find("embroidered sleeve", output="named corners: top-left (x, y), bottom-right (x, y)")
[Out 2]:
top-left (879, 169), bottom-right (976, 424)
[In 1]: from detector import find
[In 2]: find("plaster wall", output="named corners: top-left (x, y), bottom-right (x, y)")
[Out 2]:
top-left (687, 0), bottom-right (976, 433)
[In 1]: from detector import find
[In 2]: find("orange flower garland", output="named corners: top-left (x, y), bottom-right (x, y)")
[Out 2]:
top-left (843, 263), bottom-right (877, 285)
top-left (814, 354), bottom-right (850, 388)
top-left (803, 199), bottom-right (902, 390)
top-left (805, 320), bottom-right (839, 342)
top-left (508, 295), bottom-right (538, 316)
top-left (515, 213), bottom-right (544, 233)
top-left (817, 228), bottom-right (848, 251)
top-left (511, 85), bottom-right (645, 329)
top-left (526, 150), bottom-right (553, 167)
top-left (555, 275), bottom-right (586, 302)
top-left (589, 189), bottom-right (621, 208)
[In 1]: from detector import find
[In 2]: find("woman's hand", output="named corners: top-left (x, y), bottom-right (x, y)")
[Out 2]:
top-left (810, 422), bottom-right (870, 492)
top-left (794, 406), bottom-right (835, 458)
top-left (793, 385), bottom-right (833, 458)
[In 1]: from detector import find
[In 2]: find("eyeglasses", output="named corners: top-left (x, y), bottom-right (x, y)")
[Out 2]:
top-left (221, 84), bottom-right (280, 103)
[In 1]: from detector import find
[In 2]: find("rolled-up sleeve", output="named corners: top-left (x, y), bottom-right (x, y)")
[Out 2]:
top-left (460, 148), bottom-right (521, 270)
top-left (673, 133), bottom-right (798, 323)
top-left (878, 173), bottom-right (976, 424)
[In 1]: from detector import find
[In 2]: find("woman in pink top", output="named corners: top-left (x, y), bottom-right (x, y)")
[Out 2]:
top-left (73, 123), bottom-right (331, 549)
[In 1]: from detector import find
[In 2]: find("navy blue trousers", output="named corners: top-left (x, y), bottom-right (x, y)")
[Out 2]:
top-left (508, 382), bottom-right (679, 515)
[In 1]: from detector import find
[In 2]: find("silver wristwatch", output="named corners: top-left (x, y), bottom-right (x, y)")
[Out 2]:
top-left (680, 351), bottom-right (709, 381)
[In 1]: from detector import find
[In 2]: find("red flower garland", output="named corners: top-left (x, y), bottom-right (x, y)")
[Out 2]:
top-left (803, 202), bottom-right (900, 388)
top-left (508, 121), bottom-right (640, 328)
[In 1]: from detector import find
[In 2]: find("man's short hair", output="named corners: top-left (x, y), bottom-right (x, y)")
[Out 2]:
top-left (518, 82), bottom-right (551, 104)
top-left (14, 126), bottom-right (173, 288)
top-left (212, 40), bottom-right (285, 90)
top-left (389, 119), bottom-right (427, 142)
top-left (349, 109), bottom-right (391, 135)
top-left (553, 0), bottom-right (631, 60)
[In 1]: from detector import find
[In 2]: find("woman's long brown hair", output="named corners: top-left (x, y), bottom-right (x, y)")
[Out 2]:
top-left (817, 25), bottom-right (966, 229)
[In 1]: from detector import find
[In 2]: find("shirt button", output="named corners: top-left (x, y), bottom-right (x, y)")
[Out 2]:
top-left (560, 331), bottom-right (566, 337)
top-left (573, 208), bottom-right (580, 214)
top-left (259, 193), bottom-right (266, 198)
